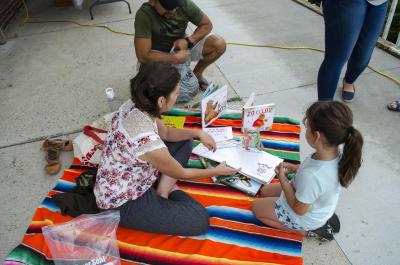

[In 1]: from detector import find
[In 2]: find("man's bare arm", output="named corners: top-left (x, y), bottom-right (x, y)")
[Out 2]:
top-left (134, 38), bottom-right (189, 64)
top-left (187, 15), bottom-right (213, 44)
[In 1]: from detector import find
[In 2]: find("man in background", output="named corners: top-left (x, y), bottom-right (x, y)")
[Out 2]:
top-left (134, 0), bottom-right (226, 102)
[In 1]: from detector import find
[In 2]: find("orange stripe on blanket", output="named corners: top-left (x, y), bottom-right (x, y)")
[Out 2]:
top-left (116, 230), bottom-right (300, 265)
top-left (210, 218), bottom-right (302, 242)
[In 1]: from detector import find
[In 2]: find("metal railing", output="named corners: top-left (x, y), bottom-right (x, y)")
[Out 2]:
top-left (382, 0), bottom-right (399, 47)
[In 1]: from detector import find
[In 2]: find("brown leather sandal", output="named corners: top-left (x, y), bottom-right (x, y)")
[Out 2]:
top-left (45, 149), bottom-right (61, 175)
top-left (42, 138), bottom-right (73, 152)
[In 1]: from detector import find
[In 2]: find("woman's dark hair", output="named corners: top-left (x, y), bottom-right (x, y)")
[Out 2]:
top-left (304, 101), bottom-right (363, 188)
top-left (130, 62), bottom-right (180, 117)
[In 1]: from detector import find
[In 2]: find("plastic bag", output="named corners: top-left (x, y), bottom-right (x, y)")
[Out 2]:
top-left (169, 47), bottom-right (199, 103)
top-left (42, 211), bottom-right (120, 265)
top-left (174, 59), bottom-right (199, 103)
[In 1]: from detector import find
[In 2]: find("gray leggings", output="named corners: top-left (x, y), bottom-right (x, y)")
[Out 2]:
top-left (118, 140), bottom-right (209, 236)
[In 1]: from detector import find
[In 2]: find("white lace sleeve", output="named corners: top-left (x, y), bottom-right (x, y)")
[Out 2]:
top-left (131, 132), bottom-right (166, 157)
top-left (120, 105), bottom-right (166, 157)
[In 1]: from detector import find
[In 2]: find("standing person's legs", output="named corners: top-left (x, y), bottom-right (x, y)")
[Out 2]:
top-left (119, 187), bottom-right (209, 236)
top-left (156, 140), bottom-right (192, 198)
top-left (191, 34), bottom-right (226, 90)
top-left (317, 0), bottom-right (367, 100)
top-left (343, 2), bottom-right (388, 87)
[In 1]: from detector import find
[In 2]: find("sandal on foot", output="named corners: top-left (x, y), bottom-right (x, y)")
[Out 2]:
top-left (387, 100), bottom-right (400, 112)
top-left (45, 149), bottom-right (61, 175)
top-left (198, 79), bottom-right (210, 91)
top-left (42, 138), bottom-right (73, 151)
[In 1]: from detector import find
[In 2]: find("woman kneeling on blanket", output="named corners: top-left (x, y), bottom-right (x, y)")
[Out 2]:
top-left (94, 62), bottom-right (238, 236)
top-left (253, 101), bottom-right (364, 241)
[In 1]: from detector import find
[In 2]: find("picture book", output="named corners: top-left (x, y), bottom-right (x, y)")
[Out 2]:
top-left (201, 84), bottom-right (228, 128)
top-left (203, 126), bottom-right (233, 142)
top-left (242, 92), bottom-right (275, 131)
top-left (161, 116), bottom-right (186, 129)
top-left (193, 139), bottom-right (283, 184)
top-left (199, 157), bottom-right (262, 196)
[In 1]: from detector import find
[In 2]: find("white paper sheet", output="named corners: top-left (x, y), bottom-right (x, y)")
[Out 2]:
top-left (203, 127), bottom-right (233, 142)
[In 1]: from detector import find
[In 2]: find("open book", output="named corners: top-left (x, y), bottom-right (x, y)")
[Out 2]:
top-left (193, 139), bottom-right (283, 184)
top-left (242, 92), bottom-right (275, 131)
top-left (199, 157), bottom-right (262, 196)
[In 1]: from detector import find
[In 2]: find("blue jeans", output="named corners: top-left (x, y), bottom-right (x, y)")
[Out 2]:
top-left (317, 0), bottom-right (388, 100)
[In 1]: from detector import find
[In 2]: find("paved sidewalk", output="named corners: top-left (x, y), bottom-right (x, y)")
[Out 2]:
top-left (1, 0), bottom-right (399, 264)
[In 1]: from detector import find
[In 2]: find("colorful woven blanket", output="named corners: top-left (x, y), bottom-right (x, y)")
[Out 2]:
top-left (5, 109), bottom-right (302, 265)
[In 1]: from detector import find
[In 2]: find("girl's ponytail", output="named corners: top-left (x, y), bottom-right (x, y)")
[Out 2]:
top-left (339, 126), bottom-right (363, 187)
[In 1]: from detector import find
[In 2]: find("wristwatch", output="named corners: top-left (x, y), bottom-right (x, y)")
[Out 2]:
top-left (185, 37), bottom-right (194, 49)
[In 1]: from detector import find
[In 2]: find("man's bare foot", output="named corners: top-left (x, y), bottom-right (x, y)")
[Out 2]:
top-left (194, 72), bottom-right (210, 91)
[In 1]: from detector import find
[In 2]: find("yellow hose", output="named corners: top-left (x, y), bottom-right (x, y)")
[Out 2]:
top-left (19, 0), bottom-right (400, 86)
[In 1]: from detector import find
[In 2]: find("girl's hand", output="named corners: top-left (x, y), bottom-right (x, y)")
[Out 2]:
top-left (214, 161), bottom-right (240, 176)
top-left (281, 162), bottom-right (299, 174)
top-left (199, 131), bottom-right (216, 151)
top-left (275, 163), bottom-right (289, 181)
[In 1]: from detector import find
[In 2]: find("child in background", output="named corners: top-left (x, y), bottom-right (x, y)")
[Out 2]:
top-left (252, 101), bottom-right (364, 240)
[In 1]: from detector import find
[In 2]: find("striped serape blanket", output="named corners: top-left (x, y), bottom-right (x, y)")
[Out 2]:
top-left (5, 109), bottom-right (303, 265)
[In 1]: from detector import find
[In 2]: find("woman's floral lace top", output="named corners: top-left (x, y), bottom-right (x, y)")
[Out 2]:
top-left (94, 100), bottom-right (166, 209)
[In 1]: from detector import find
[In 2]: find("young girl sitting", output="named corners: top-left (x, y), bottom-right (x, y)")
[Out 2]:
top-left (252, 101), bottom-right (363, 240)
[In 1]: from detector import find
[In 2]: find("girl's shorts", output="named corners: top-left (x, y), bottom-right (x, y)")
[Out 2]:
top-left (274, 200), bottom-right (307, 231)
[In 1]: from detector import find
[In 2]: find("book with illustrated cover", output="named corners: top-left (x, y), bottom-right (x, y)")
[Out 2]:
top-left (201, 84), bottom-right (228, 128)
top-left (193, 139), bottom-right (283, 184)
top-left (161, 115), bottom-right (186, 128)
top-left (199, 157), bottom-right (262, 196)
top-left (242, 92), bottom-right (275, 131)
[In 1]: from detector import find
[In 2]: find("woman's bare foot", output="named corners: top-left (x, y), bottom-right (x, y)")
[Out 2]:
top-left (343, 80), bottom-right (354, 92)
top-left (156, 174), bottom-right (178, 198)
top-left (170, 184), bottom-right (180, 193)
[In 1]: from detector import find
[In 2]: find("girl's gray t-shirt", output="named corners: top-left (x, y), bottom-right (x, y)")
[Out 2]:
top-left (367, 0), bottom-right (387, 6)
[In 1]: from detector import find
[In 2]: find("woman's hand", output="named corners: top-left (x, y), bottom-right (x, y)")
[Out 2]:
top-left (214, 161), bottom-right (240, 176)
top-left (199, 131), bottom-right (216, 151)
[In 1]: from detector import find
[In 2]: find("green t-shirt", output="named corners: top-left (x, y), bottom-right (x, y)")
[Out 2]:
top-left (134, 0), bottom-right (204, 52)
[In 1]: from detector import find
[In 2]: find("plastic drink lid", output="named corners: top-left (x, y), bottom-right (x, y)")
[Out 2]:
top-left (105, 87), bottom-right (115, 100)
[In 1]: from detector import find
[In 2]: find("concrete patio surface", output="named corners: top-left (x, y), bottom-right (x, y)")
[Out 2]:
top-left (1, 0), bottom-right (399, 264)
